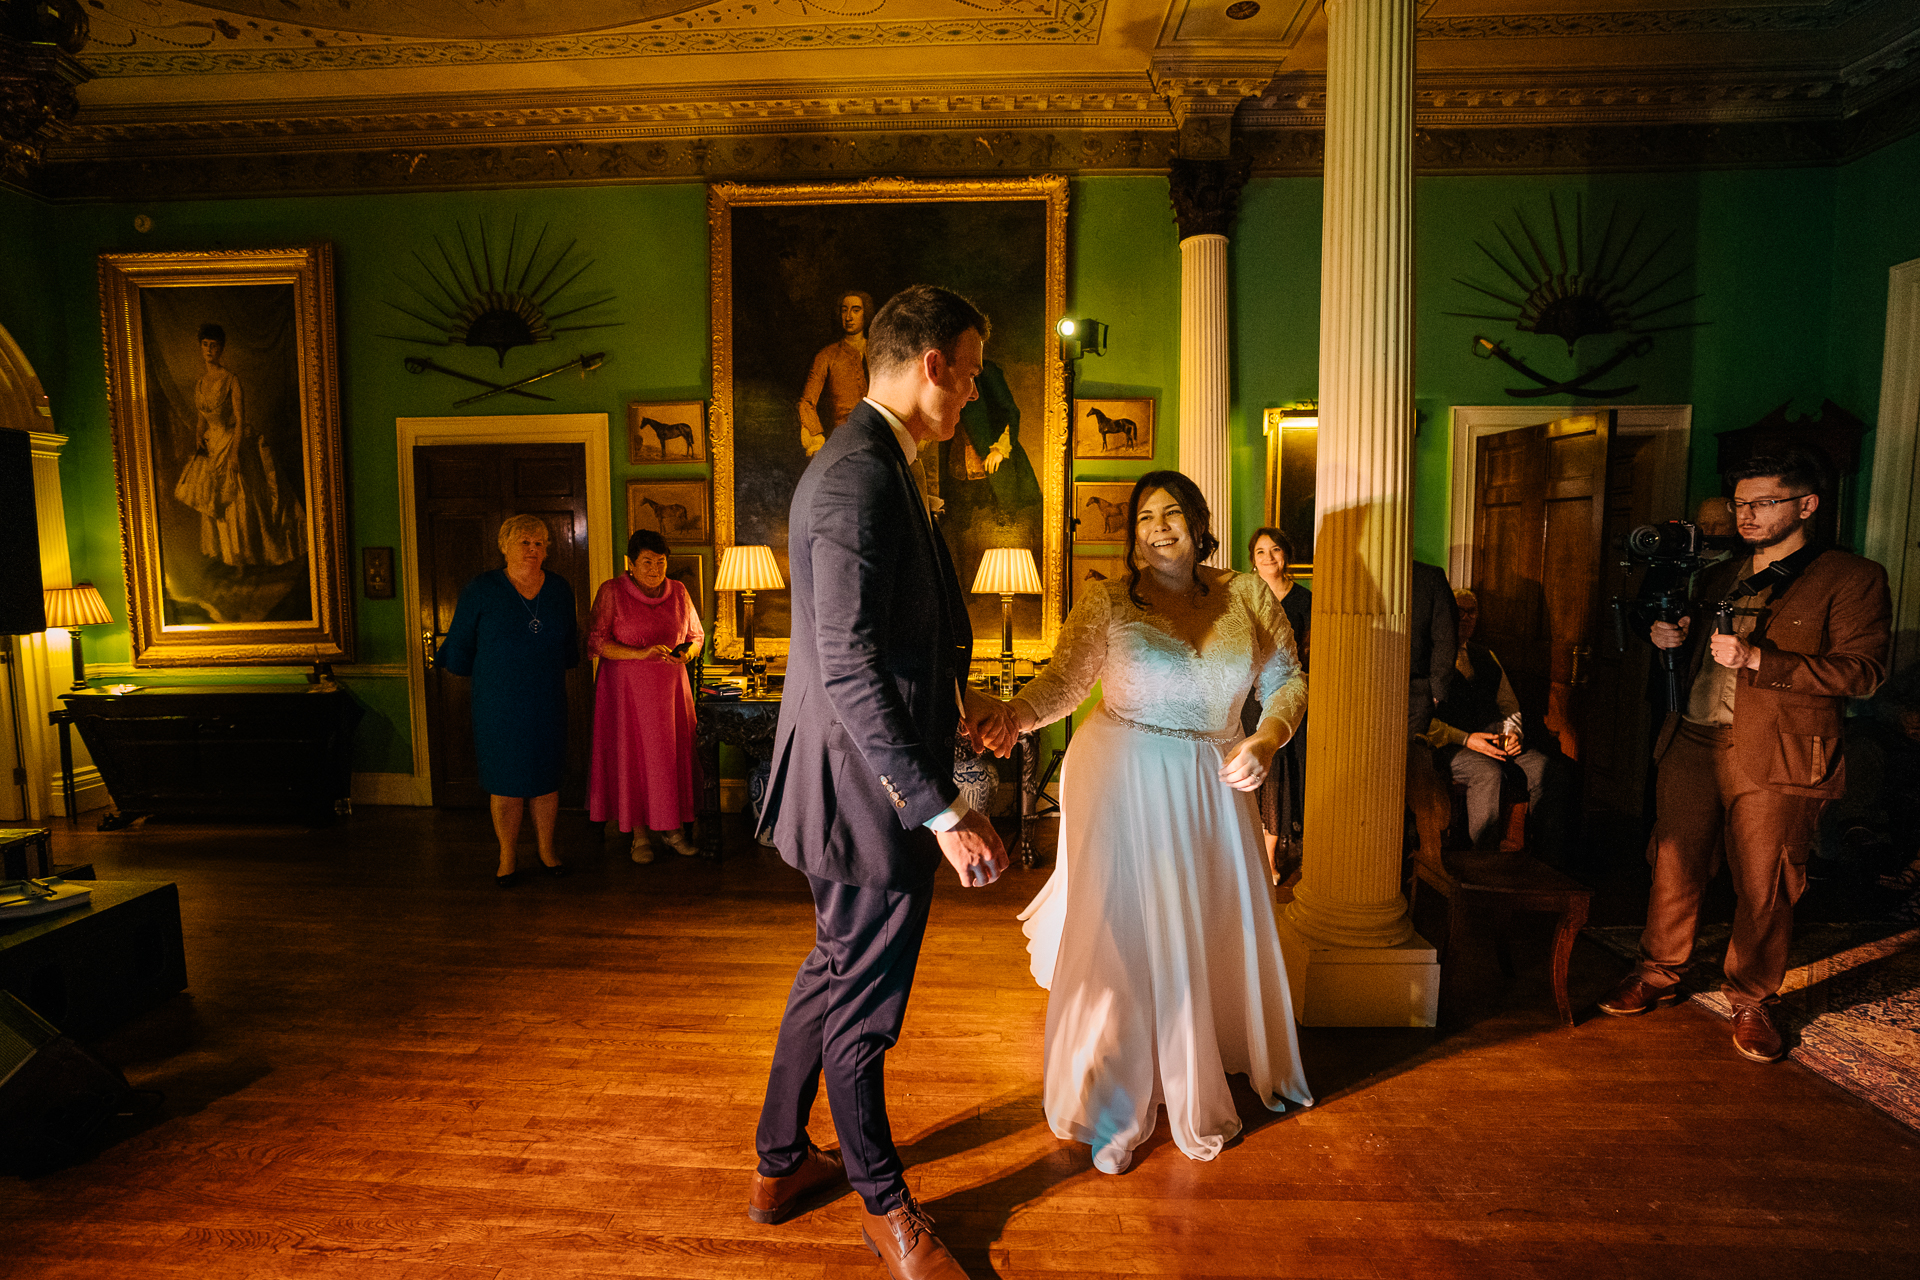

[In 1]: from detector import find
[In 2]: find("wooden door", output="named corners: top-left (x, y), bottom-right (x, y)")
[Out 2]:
top-left (414, 443), bottom-right (593, 810)
top-left (1471, 412), bottom-right (1615, 770)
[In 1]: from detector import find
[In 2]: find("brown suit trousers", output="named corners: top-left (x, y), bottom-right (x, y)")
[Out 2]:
top-left (1635, 721), bottom-right (1823, 1005)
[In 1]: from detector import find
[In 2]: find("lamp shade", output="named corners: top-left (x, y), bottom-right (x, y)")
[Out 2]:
top-left (714, 545), bottom-right (785, 593)
top-left (971, 548), bottom-right (1042, 596)
top-left (43, 582), bottom-right (112, 630)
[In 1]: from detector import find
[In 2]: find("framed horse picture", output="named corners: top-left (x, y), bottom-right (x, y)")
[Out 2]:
top-left (627, 478), bottom-right (710, 546)
top-left (1073, 397), bottom-right (1155, 461)
top-left (1073, 482), bottom-right (1135, 545)
top-left (709, 177), bottom-right (1068, 661)
top-left (627, 400), bottom-right (707, 463)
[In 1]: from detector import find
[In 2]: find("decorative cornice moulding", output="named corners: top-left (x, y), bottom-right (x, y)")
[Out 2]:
top-left (1415, 0), bottom-right (1892, 40)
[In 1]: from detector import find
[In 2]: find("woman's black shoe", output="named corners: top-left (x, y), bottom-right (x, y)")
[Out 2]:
top-left (541, 862), bottom-right (570, 879)
top-left (496, 871), bottom-right (522, 888)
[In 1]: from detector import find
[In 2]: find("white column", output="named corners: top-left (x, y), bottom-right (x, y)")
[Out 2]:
top-left (1274, 0), bottom-right (1438, 1026)
top-left (1178, 233), bottom-right (1232, 566)
top-left (12, 430), bottom-right (85, 821)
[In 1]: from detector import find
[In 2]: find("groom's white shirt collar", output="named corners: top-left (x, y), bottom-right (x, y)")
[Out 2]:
top-left (863, 397), bottom-right (919, 465)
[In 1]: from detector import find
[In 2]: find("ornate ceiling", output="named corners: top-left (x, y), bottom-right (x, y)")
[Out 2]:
top-left (5, 0), bottom-right (1918, 197)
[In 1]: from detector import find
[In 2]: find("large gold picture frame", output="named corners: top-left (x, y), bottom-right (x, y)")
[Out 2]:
top-left (100, 244), bottom-right (353, 666)
top-left (709, 177), bottom-right (1068, 661)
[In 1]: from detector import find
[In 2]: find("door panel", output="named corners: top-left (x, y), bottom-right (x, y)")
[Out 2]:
top-left (415, 443), bottom-right (593, 810)
top-left (1471, 412), bottom-right (1614, 768)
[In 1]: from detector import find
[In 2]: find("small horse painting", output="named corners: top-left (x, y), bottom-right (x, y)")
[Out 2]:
top-left (1072, 397), bottom-right (1155, 460)
top-left (627, 400), bottom-right (708, 462)
top-left (627, 479), bottom-right (711, 544)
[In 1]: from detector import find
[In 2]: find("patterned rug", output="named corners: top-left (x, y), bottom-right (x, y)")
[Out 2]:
top-left (1586, 922), bottom-right (1920, 1133)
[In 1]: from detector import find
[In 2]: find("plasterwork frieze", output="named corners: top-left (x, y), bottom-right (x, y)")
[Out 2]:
top-left (77, 0), bottom-right (1106, 77)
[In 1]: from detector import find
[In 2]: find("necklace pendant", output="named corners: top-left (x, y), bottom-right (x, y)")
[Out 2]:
top-left (528, 618), bottom-right (542, 634)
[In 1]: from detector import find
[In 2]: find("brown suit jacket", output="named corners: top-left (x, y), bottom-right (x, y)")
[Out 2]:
top-left (1655, 547), bottom-right (1891, 798)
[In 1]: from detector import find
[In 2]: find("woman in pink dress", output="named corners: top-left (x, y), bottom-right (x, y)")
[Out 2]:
top-left (588, 529), bottom-right (704, 862)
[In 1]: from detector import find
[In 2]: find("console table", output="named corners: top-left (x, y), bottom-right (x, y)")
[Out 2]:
top-left (61, 684), bottom-right (363, 828)
top-left (693, 692), bottom-right (1037, 866)
top-left (693, 695), bottom-right (782, 859)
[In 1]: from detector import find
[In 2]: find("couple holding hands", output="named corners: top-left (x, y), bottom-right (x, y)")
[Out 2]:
top-left (749, 285), bottom-right (1310, 1279)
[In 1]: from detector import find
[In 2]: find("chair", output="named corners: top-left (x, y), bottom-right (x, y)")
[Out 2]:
top-left (1405, 745), bottom-right (1592, 1027)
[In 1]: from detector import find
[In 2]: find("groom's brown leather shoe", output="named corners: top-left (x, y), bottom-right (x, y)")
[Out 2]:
top-left (861, 1189), bottom-right (969, 1279)
top-left (747, 1145), bottom-right (846, 1224)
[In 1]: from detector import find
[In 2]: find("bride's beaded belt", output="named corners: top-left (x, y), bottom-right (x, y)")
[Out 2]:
top-left (1100, 706), bottom-right (1235, 742)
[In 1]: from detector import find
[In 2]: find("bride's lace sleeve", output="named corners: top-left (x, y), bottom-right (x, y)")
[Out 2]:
top-left (1249, 579), bottom-right (1308, 742)
top-left (1012, 584), bottom-right (1111, 730)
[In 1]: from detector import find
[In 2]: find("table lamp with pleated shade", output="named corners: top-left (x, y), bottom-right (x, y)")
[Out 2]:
top-left (970, 548), bottom-right (1042, 697)
top-left (715, 545), bottom-right (785, 693)
top-left (43, 582), bottom-right (113, 691)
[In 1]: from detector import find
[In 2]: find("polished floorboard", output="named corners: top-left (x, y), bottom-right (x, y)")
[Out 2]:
top-left (2, 806), bottom-right (1915, 1280)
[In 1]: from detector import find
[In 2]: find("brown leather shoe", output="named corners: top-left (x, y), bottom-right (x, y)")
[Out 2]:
top-left (747, 1145), bottom-right (846, 1224)
top-left (1731, 1003), bottom-right (1786, 1063)
top-left (1597, 974), bottom-right (1680, 1017)
top-left (860, 1189), bottom-right (970, 1279)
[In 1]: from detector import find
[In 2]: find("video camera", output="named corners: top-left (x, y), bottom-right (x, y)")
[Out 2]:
top-left (1610, 519), bottom-right (1743, 713)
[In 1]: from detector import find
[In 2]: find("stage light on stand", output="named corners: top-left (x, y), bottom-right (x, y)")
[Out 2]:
top-left (970, 548), bottom-right (1042, 699)
top-left (715, 545), bottom-right (785, 697)
top-left (1056, 316), bottom-right (1107, 357)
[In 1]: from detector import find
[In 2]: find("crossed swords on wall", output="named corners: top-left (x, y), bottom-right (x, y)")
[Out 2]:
top-left (1471, 334), bottom-right (1651, 399)
top-left (404, 352), bottom-right (606, 406)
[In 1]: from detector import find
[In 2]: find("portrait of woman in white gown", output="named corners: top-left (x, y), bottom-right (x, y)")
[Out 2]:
top-left (1006, 469), bottom-right (1312, 1175)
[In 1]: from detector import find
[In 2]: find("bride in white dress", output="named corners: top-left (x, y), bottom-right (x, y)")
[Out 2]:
top-left (1008, 470), bottom-right (1312, 1174)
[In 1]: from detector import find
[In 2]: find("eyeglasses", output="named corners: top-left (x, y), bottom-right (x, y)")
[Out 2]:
top-left (1730, 494), bottom-right (1810, 515)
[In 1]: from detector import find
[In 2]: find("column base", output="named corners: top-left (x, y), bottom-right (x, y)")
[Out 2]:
top-left (1276, 913), bottom-right (1439, 1027)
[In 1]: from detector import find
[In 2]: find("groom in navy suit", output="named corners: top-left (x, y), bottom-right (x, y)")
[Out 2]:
top-left (748, 285), bottom-right (1009, 1280)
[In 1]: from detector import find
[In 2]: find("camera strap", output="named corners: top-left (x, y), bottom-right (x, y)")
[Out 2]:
top-left (1722, 542), bottom-right (1825, 607)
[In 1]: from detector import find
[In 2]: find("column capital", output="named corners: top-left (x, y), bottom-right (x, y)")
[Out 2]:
top-left (1167, 155), bottom-right (1254, 240)
top-left (0, 9), bottom-right (93, 179)
top-left (1151, 61), bottom-right (1270, 161)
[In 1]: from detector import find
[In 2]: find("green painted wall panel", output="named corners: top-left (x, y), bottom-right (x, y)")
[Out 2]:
top-left (1, 153), bottom-right (1910, 778)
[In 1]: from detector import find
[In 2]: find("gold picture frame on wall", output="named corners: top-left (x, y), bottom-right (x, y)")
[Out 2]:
top-left (1262, 405), bottom-right (1319, 576)
top-left (99, 244), bottom-right (353, 666)
top-left (709, 177), bottom-right (1069, 661)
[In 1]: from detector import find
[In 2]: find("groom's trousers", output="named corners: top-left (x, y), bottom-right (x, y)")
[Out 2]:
top-left (756, 872), bottom-right (934, 1215)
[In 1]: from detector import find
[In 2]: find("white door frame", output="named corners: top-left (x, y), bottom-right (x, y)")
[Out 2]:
top-left (1864, 258), bottom-right (1920, 673)
top-left (394, 413), bottom-right (613, 805)
top-left (1445, 404), bottom-right (1693, 589)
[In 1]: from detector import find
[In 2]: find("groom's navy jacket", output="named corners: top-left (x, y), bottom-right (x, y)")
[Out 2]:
top-left (757, 401), bottom-right (973, 890)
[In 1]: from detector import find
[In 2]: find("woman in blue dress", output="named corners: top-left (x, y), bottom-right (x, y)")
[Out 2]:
top-left (438, 514), bottom-right (580, 886)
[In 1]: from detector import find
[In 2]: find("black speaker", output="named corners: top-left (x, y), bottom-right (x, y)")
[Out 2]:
top-left (0, 990), bottom-right (135, 1172)
top-left (0, 430), bottom-right (45, 635)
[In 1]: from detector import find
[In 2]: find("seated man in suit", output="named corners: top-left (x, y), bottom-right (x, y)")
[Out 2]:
top-left (1425, 589), bottom-right (1561, 851)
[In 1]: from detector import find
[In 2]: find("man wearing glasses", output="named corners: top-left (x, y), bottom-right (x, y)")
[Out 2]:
top-left (1599, 448), bottom-right (1890, 1063)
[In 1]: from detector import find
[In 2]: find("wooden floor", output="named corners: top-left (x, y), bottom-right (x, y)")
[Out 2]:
top-left (3, 806), bottom-right (1917, 1280)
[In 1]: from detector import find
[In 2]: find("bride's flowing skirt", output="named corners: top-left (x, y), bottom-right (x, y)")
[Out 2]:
top-left (1019, 707), bottom-right (1312, 1166)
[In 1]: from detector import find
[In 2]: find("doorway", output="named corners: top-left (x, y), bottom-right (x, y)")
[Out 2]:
top-left (1447, 405), bottom-right (1690, 818)
top-left (395, 414), bottom-right (613, 809)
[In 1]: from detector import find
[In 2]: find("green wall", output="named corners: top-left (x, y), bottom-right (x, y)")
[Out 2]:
top-left (1, 138), bottom-right (1913, 777)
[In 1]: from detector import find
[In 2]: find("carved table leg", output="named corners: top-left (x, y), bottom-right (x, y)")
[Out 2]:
top-left (1016, 731), bottom-right (1037, 869)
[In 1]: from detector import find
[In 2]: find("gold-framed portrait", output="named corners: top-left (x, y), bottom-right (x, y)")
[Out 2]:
top-left (709, 177), bottom-right (1069, 661)
top-left (1262, 405), bottom-right (1319, 575)
top-left (99, 244), bottom-right (353, 666)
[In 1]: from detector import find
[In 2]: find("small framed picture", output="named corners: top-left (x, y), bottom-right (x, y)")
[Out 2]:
top-left (1073, 397), bottom-right (1155, 460)
top-left (667, 551), bottom-right (706, 623)
top-left (627, 478), bottom-right (711, 545)
top-left (1073, 481), bottom-right (1135, 544)
top-left (627, 400), bottom-right (707, 463)
top-left (1074, 552), bottom-right (1128, 591)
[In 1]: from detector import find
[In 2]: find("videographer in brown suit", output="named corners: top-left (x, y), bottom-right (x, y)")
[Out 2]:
top-left (1599, 449), bottom-right (1890, 1063)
